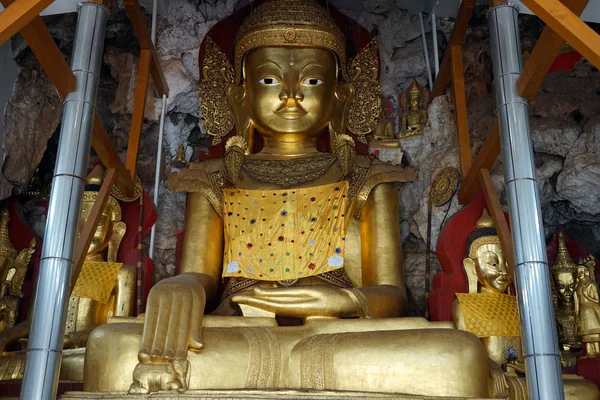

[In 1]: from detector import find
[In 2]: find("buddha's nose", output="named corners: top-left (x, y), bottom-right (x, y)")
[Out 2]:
top-left (279, 83), bottom-right (304, 106)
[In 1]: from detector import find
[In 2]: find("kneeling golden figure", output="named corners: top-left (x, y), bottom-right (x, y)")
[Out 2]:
top-left (82, 1), bottom-right (491, 398)
top-left (0, 166), bottom-right (135, 382)
top-left (453, 210), bottom-right (599, 400)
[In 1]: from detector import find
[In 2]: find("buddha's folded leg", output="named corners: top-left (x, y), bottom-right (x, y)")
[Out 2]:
top-left (84, 323), bottom-right (273, 392)
top-left (505, 375), bottom-right (600, 400)
top-left (288, 328), bottom-right (490, 397)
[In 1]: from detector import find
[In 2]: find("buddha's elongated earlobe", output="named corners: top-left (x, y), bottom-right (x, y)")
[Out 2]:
top-left (226, 84), bottom-right (254, 153)
top-left (463, 257), bottom-right (478, 294)
top-left (329, 82), bottom-right (354, 137)
top-left (329, 82), bottom-right (356, 177)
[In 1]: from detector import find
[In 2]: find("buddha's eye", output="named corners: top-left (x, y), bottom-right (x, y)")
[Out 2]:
top-left (302, 78), bottom-right (323, 86)
top-left (259, 77), bottom-right (280, 85)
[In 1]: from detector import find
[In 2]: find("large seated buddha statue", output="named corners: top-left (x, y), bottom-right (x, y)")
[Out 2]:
top-left (79, 1), bottom-right (496, 398)
top-left (452, 210), bottom-right (599, 400)
top-left (0, 165), bottom-right (135, 382)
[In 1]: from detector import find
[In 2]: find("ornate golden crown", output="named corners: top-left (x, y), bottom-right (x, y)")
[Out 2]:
top-left (83, 165), bottom-right (122, 221)
top-left (552, 231), bottom-right (577, 274)
top-left (234, 0), bottom-right (347, 81)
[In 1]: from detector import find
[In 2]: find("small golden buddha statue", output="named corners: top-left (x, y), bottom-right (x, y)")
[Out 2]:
top-left (372, 101), bottom-right (400, 147)
top-left (0, 209), bottom-right (35, 333)
top-left (453, 212), bottom-right (599, 399)
top-left (452, 209), bottom-right (522, 369)
top-left (575, 255), bottom-right (600, 358)
top-left (81, 1), bottom-right (495, 398)
top-left (399, 80), bottom-right (429, 138)
top-left (0, 165), bottom-right (135, 381)
top-left (552, 232), bottom-right (581, 352)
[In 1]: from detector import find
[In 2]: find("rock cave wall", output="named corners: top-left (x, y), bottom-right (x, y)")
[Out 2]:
top-left (2, 1), bottom-right (600, 316)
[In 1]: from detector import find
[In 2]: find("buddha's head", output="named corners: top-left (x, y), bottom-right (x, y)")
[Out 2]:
top-left (79, 165), bottom-right (124, 261)
top-left (463, 209), bottom-right (511, 294)
top-left (0, 209), bottom-right (17, 274)
top-left (552, 232), bottom-right (577, 305)
top-left (199, 0), bottom-right (382, 159)
top-left (228, 0), bottom-right (352, 147)
top-left (408, 88), bottom-right (423, 110)
top-left (401, 80), bottom-right (428, 113)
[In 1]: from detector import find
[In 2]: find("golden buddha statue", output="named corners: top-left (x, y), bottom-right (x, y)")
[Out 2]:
top-left (575, 255), bottom-right (600, 358)
top-left (553, 232), bottom-right (581, 352)
top-left (80, 2), bottom-right (499, 398)
top-left (0, 165), bottom-right (135, 381)
top-left (399, 80), bottom-right (429, 138)
top-left (0, 209), bottom-right (35, 333)
top-left (453, 211), bottom-right (599, 399)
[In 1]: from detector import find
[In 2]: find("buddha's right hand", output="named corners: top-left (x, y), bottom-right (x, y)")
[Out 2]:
top-left (138, 273), bottom-right (205, 363)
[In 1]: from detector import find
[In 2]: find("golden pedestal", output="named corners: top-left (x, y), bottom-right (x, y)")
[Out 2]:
top-left (60, 390), bottom-right (495, 400)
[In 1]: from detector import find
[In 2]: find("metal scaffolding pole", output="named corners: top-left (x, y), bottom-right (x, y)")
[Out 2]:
top-left (488, 4), bottom-right (564, 399)
top-left (20, 3), bottom-right (108, 399)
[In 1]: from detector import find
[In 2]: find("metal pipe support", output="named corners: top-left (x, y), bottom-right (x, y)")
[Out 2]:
top-left (431, 12), bottom-right (439, 77)
top-left (419, 11), bottom-right (434, 88)
top-left (488, 4), bottom-right (564, 399)
top-left (20, 3), bottom-right (108, 399)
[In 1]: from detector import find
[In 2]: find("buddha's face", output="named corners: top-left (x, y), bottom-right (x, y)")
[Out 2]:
top-left (243, 47), bottom-right (338, 139)
top-left (408, 94), bottom-right (421, 110)
top-left (475, 243), bottom-right (511, 293)
top-left (78, 200), bottom-right (113, 256)
top-left (555, 272), bottom-right (576, 304)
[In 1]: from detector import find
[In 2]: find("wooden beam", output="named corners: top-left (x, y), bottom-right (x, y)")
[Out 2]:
top-left (450, 45), bottom-right (472, 178)
top-left (521, 0), bottom-right (600, 71)
top-left (122, 0), bottom-right (169, 97)
top-left (431, 0), bottom-right (476, 97)
top-left (71, 167), bottom-right (117, 290)
top-left (92, 117), bottom-right (135, 197)
top-left (0, 0), bottom-right (54, 46)
top-left (458, 122), bottom-right (500, 204)
top-left (458, 0), bottom-right (590, 204)
top-left (0, 0), bottom-right (133, 197)
top-left (125, 49), bottom-right (151, 179)
top-left (518, 0), bottom-right (590, 99)
top-left (479, 168), bottom-right (515, 277)
top-left (0, 0), bottom-right (75, 97)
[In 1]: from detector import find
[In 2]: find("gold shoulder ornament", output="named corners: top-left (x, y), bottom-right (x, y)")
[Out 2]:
top-left (198, 37), bottom-right (236, 145)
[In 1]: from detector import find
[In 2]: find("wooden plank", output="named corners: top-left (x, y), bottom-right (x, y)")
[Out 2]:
top-left (125, 49), bottom-right (151, 179)
top-left (521, 0), bottom-right (600, 71)
top-left (458, 122), bottom-right (500, 204)
top-left (458, 0), bottom-right (590, 204)
top-left (92, 116), bottom-right (135, 197)
top-left (431, 0), bottom-right (476, 97)
top-left (450, 45), bottom-right (472, 178)
top-left (71, 167), bottom-right (117, 291)
top-left (122, 0), bottom-right (169, 97)
top-left (0, 0), bottom-right (53, 46)
top-left (518, 0), bottom-right (590, 99)
top-left (479, 168), bottom-right (515, 277)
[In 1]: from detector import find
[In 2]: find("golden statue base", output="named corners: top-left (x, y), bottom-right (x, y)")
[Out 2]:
top-left (60, 390), bottom-right (495, 400)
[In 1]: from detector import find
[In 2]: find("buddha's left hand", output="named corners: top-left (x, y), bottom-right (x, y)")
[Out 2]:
top-left (231, 286), bottom-right (359, 318)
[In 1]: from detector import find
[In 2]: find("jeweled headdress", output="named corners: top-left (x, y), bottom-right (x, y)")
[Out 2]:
top-left (552, 231), bottom-right (577, 275)
top-left (83, 165), bottom-right (121, 222)
top-left (198, 0), bottom-right (383, 148)
top-left (234, 0), bottom-right (347, 82)
top-left (466, 209), bottom-right (501, 259)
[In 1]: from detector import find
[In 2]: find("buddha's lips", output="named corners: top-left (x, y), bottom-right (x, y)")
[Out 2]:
top-left (275, 106), bottom-right (307, 120)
